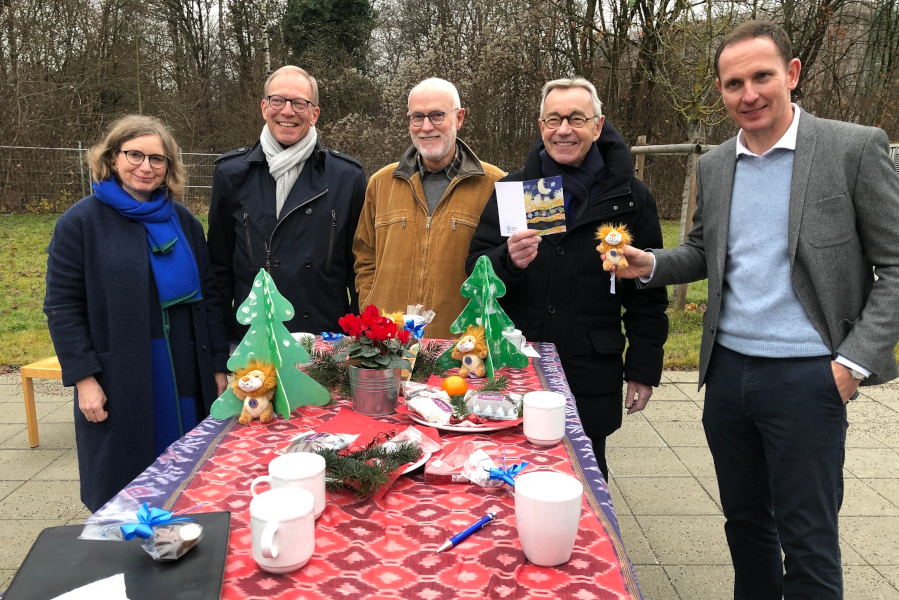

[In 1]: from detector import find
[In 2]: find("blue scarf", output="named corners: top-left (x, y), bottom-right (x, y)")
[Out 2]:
top-left (93, 180), bottom-right (202, 307)
top-left (540, 144), bottom-right (606, 229)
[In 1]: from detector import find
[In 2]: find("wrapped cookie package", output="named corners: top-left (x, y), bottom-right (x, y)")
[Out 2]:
top-left (465, 391), bottom-right (523, 421)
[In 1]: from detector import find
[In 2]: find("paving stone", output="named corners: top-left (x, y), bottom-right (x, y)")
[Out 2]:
top-left (616, 476), bottom-right (720, 516)
top-left (0, 568), bottom-right (15, 592)
top-left (606, 419), bottom-right (666, 448)
top-left (845, 449), bottom-right (899, 478)
top-left (663, 371), bottom-right (700, 384)
top-left (853, 423), bottom-right (899, 449)
top-left (0, 481), bottom-right (84, 521)
top-left (0, 423), bottom-right (75, 450)
top-left (607, 477), bottom-right (630, 516)
top-left (0, 482), bottom-right (23, 503)
top-left (32, 449), bottom-right (79, 481)
top-left (850, 402), bottom-right (899, 422)
top-left (843, 565), bottom-right (899, 599)
top-left (0, 426), bottom-right (25, 445)
top-left (665, 565), bottom-right (735, 600)
top-left (632, 565), bottom-right (679, 600)
top-left (38, 403), bottom-right (74, 424)
top-left (0, 449), bottom-right (66, 480)
top-left (648, 384), bottom-right (691, 401)
top-left (641, 401), bottom-right (703, 422)
top-left (841, 517), bottom-right (899, 565)
top-left (0, 402), bottom-right (65, 424)
top-left (842, 479), bottom-right (899, 516)
top-left (847, 427), bottom-right (890, 448)
top-left (696, 478), bottom-right (724, 512)
top-left (859, 386), bottom-right (899, 402)
top-left (675, 383), bottom-right (705, 401)
top-left (607, 448), bottom-right (692, 477)
top-left (616, 515), bottom-right (658, 565)
top-left (841, 536), bottom-right (872, 566)
top-left (651, 421), bottom-right (708, 447)
top-left (636, 515), bottom-right (730, 565)
top-left (877, 566), bottom-right (899, 590)
top-left (672, 446), bottom-right (717, 478)
top-left (865, 480), bottom-right (899, 509)
top-left (0, 519), bottom-right (67, 569)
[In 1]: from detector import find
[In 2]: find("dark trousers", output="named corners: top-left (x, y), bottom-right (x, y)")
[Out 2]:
top-left (704, 344), bottom-right (847, 600)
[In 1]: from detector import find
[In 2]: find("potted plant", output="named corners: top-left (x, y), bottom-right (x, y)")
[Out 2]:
top-left (336, 305), bottom-right (415, 415)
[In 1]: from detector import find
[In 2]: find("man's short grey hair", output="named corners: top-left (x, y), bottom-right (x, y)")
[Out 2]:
top-left (408, 78), bottom-right (462, 109)
top-left (264, 66), bottom-right (319, 106)
top-left (539, 78), bottom-right (603, 119)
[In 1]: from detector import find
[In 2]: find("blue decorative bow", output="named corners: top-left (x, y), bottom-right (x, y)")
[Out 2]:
top-left (404, 319), bottom-right (425, 340)
top-left (321, 332), bottom-right (343, 343)
top-left (120, 503), bottom-right (196, 540)
top-left (485, 451), bottom-right (530, 487)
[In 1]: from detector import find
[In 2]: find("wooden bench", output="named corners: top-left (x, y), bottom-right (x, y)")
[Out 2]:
top-left (20, 356), bottom-right (62, 448)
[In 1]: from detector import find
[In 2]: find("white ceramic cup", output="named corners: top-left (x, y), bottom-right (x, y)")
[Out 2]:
top-left (250, 487), bottom-right (315, 574)
top-left (502, 328), bottom-right (525, 350)
top-left (522, 391), bottom-right (567, 446)
top-left (515, 471), bottom-right (584, 566)
top-left (251, 453), bottom-right (327, 519)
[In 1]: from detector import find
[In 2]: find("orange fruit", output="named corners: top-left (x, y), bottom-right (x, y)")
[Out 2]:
top-left (441, 375), bottom-right (468, 397)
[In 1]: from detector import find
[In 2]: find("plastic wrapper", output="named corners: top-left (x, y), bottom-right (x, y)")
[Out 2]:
top-left (424, 440), bottom-right (498, 484)
top-left (285, 431), bottom-right (359, 453)
top-left (405, 394), bottom-right (454, 425)
top-left (382, 425), bottom-right (443, 455)
top-left (80, 493), bottom-right (203, 561)
top-left (465, 391), bottom-right (523, 421)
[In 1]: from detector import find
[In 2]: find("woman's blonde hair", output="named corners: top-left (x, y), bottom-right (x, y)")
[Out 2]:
top-left (88, 115), bottom-right (186, 200)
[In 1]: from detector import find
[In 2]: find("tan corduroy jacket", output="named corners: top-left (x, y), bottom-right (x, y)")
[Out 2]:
top-left (353, 140), bottom-right (505, 339)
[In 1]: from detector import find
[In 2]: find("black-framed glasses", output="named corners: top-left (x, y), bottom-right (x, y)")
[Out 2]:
top-left (118, 150), bottom-right (168, 169)
top-left (541, 113), bottom-right (598, 129)
top-left (407, 109), bottom-right (459, 127)
top-left (266, 95), bottom-right (315, 113)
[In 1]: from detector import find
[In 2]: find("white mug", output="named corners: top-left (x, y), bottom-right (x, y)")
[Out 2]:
top-left (522, 391), bottom-right (567, 446)
top-left (250, 487), bottom-right (315, 574)
top-left (251, 453), bottom-right (327, 519)
top-left (502, 328), bottom-right (525, 350)
top-left (515, 471), bottom-right (583, 566)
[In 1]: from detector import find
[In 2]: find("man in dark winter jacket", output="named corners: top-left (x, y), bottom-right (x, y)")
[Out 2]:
top-left (467, 78), bottom-right (669, 479)
top-left (208, 66), bottom-right (365, 340)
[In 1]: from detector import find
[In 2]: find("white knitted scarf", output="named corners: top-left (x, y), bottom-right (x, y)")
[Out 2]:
top-left (260, 124), bottom-right (318, 218)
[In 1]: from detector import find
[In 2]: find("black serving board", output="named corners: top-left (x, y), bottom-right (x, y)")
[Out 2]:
top-left (3, 512), bottom-right (230, 600)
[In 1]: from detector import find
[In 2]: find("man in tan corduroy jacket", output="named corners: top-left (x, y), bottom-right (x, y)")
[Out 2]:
top-left (353, 78), bottom-right (505, 339)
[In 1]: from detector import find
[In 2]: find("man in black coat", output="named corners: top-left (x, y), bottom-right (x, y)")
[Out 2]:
top-left (467, 78), bottom-right (669, 479)
top-left (208, 66), bottom-right (366, 340)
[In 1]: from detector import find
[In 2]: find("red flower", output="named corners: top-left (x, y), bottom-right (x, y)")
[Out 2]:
top-left (398, 329), bottom-right (411, 344)
top-left (339, 314), bottom-right (363, 337)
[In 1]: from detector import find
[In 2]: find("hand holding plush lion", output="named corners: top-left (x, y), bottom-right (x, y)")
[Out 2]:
top-left (233, 361), bottom-right (277, 425)
top-left (451, 325), bottom-right (489, 378)
top-left (596, 224), bottom-right (632, 273)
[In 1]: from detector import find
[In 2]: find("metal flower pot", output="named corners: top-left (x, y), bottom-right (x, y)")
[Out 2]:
top-left (347, 366), bottom-right (400, 416)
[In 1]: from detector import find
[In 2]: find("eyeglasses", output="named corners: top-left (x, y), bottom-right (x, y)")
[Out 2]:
top-left (118, 150), bottom-right (168, 169)
top-left (266, 95), bottom-right (315, 113)
top-left (407, 109), bottom-right (459, 127)
top-left (540, 114), bottom-right (598, 129)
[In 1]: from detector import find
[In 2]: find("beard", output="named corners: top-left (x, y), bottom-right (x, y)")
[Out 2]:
top-left (411, 129), bottom-right (457, 163)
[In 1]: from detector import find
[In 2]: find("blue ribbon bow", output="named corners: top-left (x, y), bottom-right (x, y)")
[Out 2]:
top-left (120, 503), bottom-right (195, 540)
top-left (485, 451), bottom-right (530, 487)
top-left (321, 332), bottom-right (343, 343)
top-left (404, 319), bottom-right (426, 340)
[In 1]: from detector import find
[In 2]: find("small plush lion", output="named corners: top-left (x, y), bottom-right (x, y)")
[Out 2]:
top-left (451, 325), bottom-right (489, 378)
top-left (596, 223), bottom-right (633, 273)
top-left (232, 360), bottom-right (278, 425)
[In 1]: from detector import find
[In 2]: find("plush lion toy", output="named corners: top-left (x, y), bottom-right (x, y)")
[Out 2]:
top-left (451, 325), bottom-right (489, 378)
top-left (233, 360), bottom-right (278, 425)
top-left (596, 223), bottom-right (633, 273)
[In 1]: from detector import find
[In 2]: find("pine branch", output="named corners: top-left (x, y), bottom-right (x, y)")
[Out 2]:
top-left (449, 394), bottom-right (469, 418)
top-left (306, 347), bottom-right (348, 392)
top-left (480, 376), bottom-right (508, 392)
top-left (315, 442), bottom-right (421, 497)
top-left (410, 341), bottom-right (446, 382)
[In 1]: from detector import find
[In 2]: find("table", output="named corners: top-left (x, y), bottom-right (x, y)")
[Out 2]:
top-left (20, 356), bottom-right (62, 448)
top-left (100, 342), bottom-right (643, 599)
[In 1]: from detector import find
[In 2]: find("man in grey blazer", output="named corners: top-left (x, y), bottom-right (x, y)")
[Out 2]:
top-left (612, 21), bottom-right (899, 600)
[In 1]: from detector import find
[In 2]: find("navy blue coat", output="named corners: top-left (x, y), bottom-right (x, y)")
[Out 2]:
top-left (207, 141), bottom-right (365, 340)
top-left (44, 197), bottom-right (229, 511)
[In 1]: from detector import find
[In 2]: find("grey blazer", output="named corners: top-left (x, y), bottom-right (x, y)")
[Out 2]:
top-left (648, 109), bottom-right (899, 387)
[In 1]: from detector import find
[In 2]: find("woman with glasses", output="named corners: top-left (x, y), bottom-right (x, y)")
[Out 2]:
top-left (44, 115), bottom-right (230, 512)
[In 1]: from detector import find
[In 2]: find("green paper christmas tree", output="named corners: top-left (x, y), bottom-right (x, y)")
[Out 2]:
top-left (211, 269), bottom-right (331, 420)
top-left (438, 255), bottom-right (529, 379)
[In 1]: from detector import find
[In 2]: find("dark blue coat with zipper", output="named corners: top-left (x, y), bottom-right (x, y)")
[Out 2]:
top-left (467, 121), bottom-right (669, 438)
top-left (207, 141), bottom-right (365, 340)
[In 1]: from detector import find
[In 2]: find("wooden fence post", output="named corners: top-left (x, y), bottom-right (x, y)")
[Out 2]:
top-left (671, 147), bottom-right (701, 310)
top-left (634, 136), bottom-right (646, 181)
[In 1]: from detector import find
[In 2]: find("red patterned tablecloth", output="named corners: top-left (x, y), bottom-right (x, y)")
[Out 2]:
top-left (112, 341), bottom-right (642, 599)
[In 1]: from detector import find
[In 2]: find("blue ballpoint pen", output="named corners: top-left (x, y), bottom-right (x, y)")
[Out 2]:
top-left (436, 513), bottom-right (496, 553)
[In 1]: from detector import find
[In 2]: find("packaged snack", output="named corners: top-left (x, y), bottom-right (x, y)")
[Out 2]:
top-left (424, 440), bottom-right (498, 484)
top-left (466, 391), bottom-right (523, 421)
top-left (139, 521), bottom-right (204, 561)
top-left (285, 431), bottom-right (359, 454)
top-left (406, 393), bottom-right (454, 425)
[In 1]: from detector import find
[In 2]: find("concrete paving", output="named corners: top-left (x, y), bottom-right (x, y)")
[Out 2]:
top-left (1, 370), bottom-right (899, 598)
